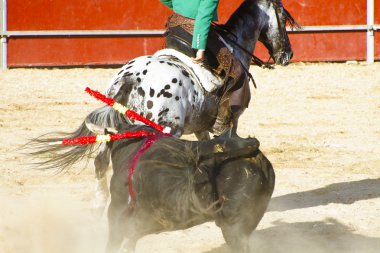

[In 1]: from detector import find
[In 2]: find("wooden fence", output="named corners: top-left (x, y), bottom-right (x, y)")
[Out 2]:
top-left (1, 0), bottom-right (379, 68)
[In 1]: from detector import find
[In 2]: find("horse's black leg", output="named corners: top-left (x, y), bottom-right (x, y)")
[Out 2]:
top-left (230, 105), bottom-right (245, 137)
top-left (94, 143), bottom-right (110, 215)
top-left (195, 130), bottom-right (211, 140)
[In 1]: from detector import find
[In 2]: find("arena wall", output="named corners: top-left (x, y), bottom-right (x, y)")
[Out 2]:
top-left (1, 0), bottom-right (379, 68)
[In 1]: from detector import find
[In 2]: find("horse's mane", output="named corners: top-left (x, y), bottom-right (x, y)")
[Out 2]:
top-left (271, 0), bottom-right (301, 30)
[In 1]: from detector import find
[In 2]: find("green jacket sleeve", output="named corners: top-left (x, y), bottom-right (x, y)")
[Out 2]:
top-left (192, 0), bottom-right (219, 50)
top-left (160, 0), bottom-right (173, 9)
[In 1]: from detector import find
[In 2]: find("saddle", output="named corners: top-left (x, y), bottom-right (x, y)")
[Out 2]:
top-left (163, 14), bottom-right (251, 134)
top-left (154, 49), bottom-right (223, 92)
top-left (165, 13), bottom-right (246, 94)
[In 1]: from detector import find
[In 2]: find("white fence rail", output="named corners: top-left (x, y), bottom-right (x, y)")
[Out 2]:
top-left (0, 0), bottom-right (378, 69)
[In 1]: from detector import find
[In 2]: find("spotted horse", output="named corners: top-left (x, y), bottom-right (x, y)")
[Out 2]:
top-left (34, 0), bottom-right (299, 214)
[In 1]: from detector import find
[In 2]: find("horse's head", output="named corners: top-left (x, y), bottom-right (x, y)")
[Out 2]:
top-left (257, 0), bottom-right (300, 65)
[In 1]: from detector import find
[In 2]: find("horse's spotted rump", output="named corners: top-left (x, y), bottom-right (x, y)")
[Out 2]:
top-left (137, 87), bottom-right (145, 97)
top-left (163, 92), bottom-right (172, 98)
top-left (149, 88), bottom-right (155, 97)
top-left (147, 100), bottom-right (153, 109)
top-left (105, 54), bottom-right (206, 136)
top-left (158, 108), bottom-right (169, 116)
top-left (157, 89), bottom-right (165, 98)
top-left (114, 77), bottom-right (120, 84)
top-left (182, 70), bottom-right (189, 77)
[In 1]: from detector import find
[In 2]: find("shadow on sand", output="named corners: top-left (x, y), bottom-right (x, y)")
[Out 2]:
top-left (269, 178), bottom-right (380, 212)
top-left (204, 218), bottom-right (380, 253)
top-left (203, 178), bottom-right (380, 253)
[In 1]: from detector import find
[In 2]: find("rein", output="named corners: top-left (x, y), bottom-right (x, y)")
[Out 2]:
top-left (212, 0), bottom-right (289, 77)
top-left (213, 23), bottom-right (274, 89)
top-left (214, 23), bottom-right (273, 70)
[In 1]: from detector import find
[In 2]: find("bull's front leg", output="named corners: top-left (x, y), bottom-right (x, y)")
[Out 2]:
top-left (94, 142), bottom-right (111, 216)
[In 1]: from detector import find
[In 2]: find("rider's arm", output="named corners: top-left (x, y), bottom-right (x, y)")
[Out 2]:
top-left (160, 0), bottom-right (173, 9)
top-left (192, 0), bottom-right (219, 50)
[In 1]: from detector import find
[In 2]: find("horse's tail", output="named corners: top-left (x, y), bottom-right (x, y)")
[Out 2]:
top-left (28, 105), bottom-right (127, 173)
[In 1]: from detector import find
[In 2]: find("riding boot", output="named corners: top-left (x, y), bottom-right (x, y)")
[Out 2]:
top-left (212, 95), bottom-right (232, 136)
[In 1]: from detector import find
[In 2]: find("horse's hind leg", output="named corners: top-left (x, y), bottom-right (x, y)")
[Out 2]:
top-left (230, 105), bottom-right (245, 137)
top-left (94, 142), bottom-right (110, 216)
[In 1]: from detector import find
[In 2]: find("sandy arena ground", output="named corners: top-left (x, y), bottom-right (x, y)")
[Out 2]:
top-left (0, 62), bottom-right (379, 253)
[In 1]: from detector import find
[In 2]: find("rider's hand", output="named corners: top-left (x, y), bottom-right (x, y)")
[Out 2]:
top-left (192, 49), bottom-right (205, 63)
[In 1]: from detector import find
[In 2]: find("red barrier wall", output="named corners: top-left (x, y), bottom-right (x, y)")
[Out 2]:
top-left (6, 0), bottom-right (380, 67)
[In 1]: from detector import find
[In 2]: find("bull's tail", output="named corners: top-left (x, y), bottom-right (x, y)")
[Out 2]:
top-left (28, 105), bottom-right (127, 173)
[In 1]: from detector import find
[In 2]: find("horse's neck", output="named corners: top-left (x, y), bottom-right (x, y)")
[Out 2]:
top-left (224, 1), bottom-right (265, 67)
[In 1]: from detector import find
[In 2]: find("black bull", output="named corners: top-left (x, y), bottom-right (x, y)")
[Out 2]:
top-left (29, 125), bottom-right (274, 253)
top-left (105, 126), bottom-right (275, 253)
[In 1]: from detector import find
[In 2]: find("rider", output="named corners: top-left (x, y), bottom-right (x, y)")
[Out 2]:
top-left (160, 0), bottom-right (250, 135)
top-left (160, 0), bottom-right (218, 63)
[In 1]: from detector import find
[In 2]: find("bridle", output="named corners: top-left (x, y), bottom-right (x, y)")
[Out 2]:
top-left (216, 0), bottom-right (286, 64)
top-left (271, 0), bottom-right (287, 61)
top-left (213, 0), bottom-right (287, 87)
